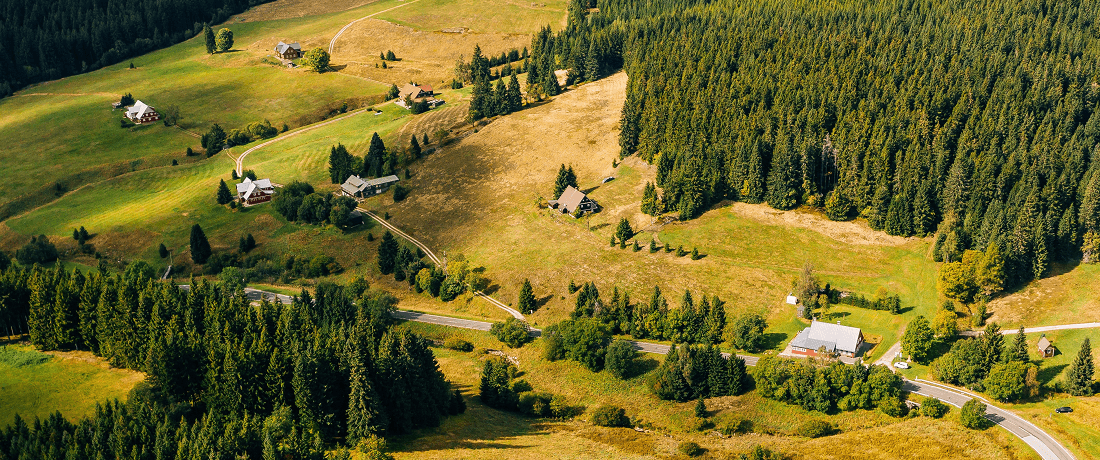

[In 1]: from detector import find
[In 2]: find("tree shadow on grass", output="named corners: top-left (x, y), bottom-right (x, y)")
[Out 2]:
top-left (534, 295), bottom-right (554, 309)
top-left (627, 355), bottom-right (660, 379)
top-left (1037, 363), bottom-right (1068, 386)
top-left (590, 222), bottom-right (610, 231)
top-left (761, 332), bottom-right (789, 351)
top-left (483, 283), bottom-right (501, 296)
top-left (388, 382), bottom-right (549, 453)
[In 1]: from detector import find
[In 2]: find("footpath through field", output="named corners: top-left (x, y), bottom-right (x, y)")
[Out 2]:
top-left (328, 0), bottom-right (424, 55)
top-left (958, 322), bottom-right (1100, 337)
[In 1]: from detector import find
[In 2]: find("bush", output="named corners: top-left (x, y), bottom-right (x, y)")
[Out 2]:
top-left (393, 184), bottom-right (410, 201)
top-left (739, 446), bottom-right (782, 460)
top-left (678, 442), bottom-right (703, 457)
top-left (590, 405), bottom-right (629, 427)
top-left (796, 420), bottom-right (834, 438)
top-left (550, 394), bottom-right (582, 418)
top-left (960, 399), bottom-right (991, 429)
top-left (719, 419), bottom-right (751, 436)
top-left (920, 396), bottom-right (949, 418)
top-left (490, 317), bottom-right (530, 348)
top-left (15, 235), bottom-right (58, 265)
top-left (443, 337), bottom-right (474, 352)
top-left (517, 392), bottom-right (554, 417)
top-left (604, 339), bottom-right (636, 379)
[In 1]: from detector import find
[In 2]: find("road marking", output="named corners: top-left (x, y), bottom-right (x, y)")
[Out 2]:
top-left (1023, 435), bottom-right (1061, 460)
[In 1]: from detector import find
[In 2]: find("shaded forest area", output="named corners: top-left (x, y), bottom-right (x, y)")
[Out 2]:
top-left (0, 0), bottom-right (273, 96)
top-left (538, 0), bottom-right (1100, 290)
top-left (0, 265), bottom-right (463, 459)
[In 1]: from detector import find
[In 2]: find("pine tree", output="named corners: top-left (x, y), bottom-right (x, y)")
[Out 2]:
top-left (1010, 326), bottom-right (1028, 362)
top-left (216, 179), bottom-right (233, 205)
top-left (980, 322), bottom-right (1005, 372)
top-left (189, 224), bottom-right (212, 264)
top-left (158, 243), bottom-right (169, 258)
top-left (245, 233), bottom-right (256, 252)
top-left (378, 231), bottom-right (399, 274)
top-left (553, 164), bottom-right (578, 198)
top-left (409, 136), bottom-right (422, 159)
top-left (506, 73), bottom-right (523, 112)
top-left (1066, 338), bottom-right (1095, 396)
top-left (616, 218), bottom-right (634, 243)
top-left (641, 182), bottom-right (658, 215)
top-left (346, 347), bottom-right (386, 441)
top-left (518, 279), bottom-right (536, 313)
top-left (329, 144), bottom-right (353, 184)
top-left (364, 133), bottom-right (386, 178)
top-left (203, 24), bottom-right (215, 54)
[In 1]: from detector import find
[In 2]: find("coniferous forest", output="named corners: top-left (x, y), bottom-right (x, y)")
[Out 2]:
top-left (0, 265), bottom-right (464, 459)
top-left (535, 0), bottom-right (1100, 290)
top-left (0, 0), bottom-right (273, 97)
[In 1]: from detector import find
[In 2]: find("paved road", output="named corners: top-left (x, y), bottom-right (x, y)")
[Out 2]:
top-left (960, 322), bottom-right (1100, 337)
top-left (873, 341), bottom-right (902, 368)
top-left (904, 379), bottom-right (1075, 460)
top-left (328, 0), bottom-right (424, 54)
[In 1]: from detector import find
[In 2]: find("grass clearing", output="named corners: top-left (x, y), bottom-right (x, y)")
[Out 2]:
top-left (988, 262), bottom-right (1100, 327)
top-left (0, 344), bottom-right (143, 423)
top-left (375, 0), bottom-right (568, 34)
top-left (1013, 397), bottom-right (1100, 460)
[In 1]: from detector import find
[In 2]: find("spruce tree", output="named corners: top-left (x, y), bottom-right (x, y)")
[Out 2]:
top-left (641, 182), bottom-right (658, 215)
top-left (615, 218), bottom-right (634, 243)
top-left (377, 231), bottom-right (399, 274)
top-left (506, 73), bottom-right (523, 112)
top-left (158, 243), bottom-right (169, 259)
top-left (1010, 326), bottom-right (1028, 362)
top-left (980, 322), bottom-right (1005, 373)
top-left (409, 136), bottom-right (422, 159)
top-left (364, 133), bottom-right (386, 178)
top-left (216, 179), bottom-right (233, 205)
top-left (1066, 338), bottom-right (1095, 396)
top-left (203, 24), bottom-right (215, 54)
top-left (189, 224), bottom-right (211, 264)
top-left (518, 279), bottom-right (536, 313)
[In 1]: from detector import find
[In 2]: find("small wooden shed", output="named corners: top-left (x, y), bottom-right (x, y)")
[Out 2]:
top-left (1037, 335), bottom-right (1055, 358)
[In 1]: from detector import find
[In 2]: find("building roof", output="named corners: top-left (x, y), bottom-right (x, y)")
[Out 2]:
top-left (418, 84), bottom-right (434, 92)
top-left (275, 41), bottom-right (301, 54)
top-left (126, 100), bottom-right (155, 118)
top-left (555, 186), bottom-right (591, 213)
top-left (236, 178), bottom-right (273, 199)
top-left (1038, 336), bottom-right (1052, 350)
top-left (790, 320), bottom-right (863, 354)
top-left (399, 83), bottom-right (428, 100)
top-left (364, 175), bottom-right (400, 187)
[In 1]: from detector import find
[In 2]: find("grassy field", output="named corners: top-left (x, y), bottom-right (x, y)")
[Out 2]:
top-left (375, 0), bottom-right (568, 34)
top-left (988, 262), bottom-right (1100, 327)
top-left (1014, 396), bottom-right (1100, 460)
top-left (0, 344), bottom-right (143, 423)
top-left (389, 321), bottom-right (1038, 460)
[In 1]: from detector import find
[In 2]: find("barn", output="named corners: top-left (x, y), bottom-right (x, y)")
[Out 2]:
top-left (274, 41), bottom-right (302, 59)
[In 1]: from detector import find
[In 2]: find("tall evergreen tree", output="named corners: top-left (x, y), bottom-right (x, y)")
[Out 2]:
top-left (1066, 338), bottom-right (1095, 396)
top-left (552, 164), bottom-right (579, 198)
top-left (409, 136), bottom-right (422, 159)
top-left (364, 133), bottom-right (386, 178)
top-left (377, 231), bottom-right (399, 274)
top-left (1010, 326), bottom-right (1029, 362)
top-left (204, 24), bottom-right (215, 55)
top-left (641, 182), bottom-right (658, 215)
top-left (518, 279), bottom-right (536, 314)
top-left (216, 179), bottom-right (233, 205)
top-left (189, 224), bottom-right (212, 264)
top-left (506, 73), bottom-right (523, 112)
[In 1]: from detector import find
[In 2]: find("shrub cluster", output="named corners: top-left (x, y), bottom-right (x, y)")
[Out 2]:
top-left (754, 357), bottom-right (907, 416)
top-left (649, 344), bottom-right (749, 402)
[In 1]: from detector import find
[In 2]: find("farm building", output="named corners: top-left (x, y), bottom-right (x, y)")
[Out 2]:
top-left (1037, 335), bottom-right (1055, 358)
top-left (399, 83), bottom-right (434, 100)
top-left (789, 320), bottom-right (865, 358)
top-left (274, 41), bottom-right (302, 59)
top-left (341, 175), bottom-right (400, 198)
top-left (236, 177), bottom-right (275, 205)
top-left (549, 185), bottom-right (599, 215)
top-left (125, 101), bottom-right (160, 123)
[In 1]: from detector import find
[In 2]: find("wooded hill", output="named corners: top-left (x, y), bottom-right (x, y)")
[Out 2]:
top-left (541, 0), bottom-right (1100, 289)
top-left (0, 0), bottom-right (273, 97)
top-left (0, 265), bottom-right (464, 459)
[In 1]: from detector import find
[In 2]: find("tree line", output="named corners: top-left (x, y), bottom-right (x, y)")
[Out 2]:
top-left (0, 0), bottom-right (272, 97)
top-left (541, 0), bottom-right (1100, 291)
top-left (0, 264), bottom-right (464, 458)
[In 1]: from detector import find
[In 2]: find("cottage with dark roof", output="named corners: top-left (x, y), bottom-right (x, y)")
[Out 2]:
top-left (340, 175), bottom-right (400, 198)
top-left (789, 320), bottom-right (865, 358)
top-left (236, 177), bottom-right (275, 205)
top-left (548, 185), bottom-right (599, 216)
top-left (125, 101), bottom-right (160, 124)
top-left (274, 41), bottom-right (302, 59)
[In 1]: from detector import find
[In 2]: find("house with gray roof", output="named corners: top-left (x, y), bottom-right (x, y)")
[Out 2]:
top-left (548, 185), bottom-right (599, 216)
top-left (125, 100), bottom-right (160, 124)
top-left (340, 175), bottom-right (400, 198)
top-left (274, 41), bottom-right (302, 59)
top-left (789, 320), bottom-right (865, 358)
top-left (236, 177), bottom-right (275, 205)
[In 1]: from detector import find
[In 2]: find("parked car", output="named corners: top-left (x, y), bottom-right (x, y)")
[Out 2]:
top-left (893, 361), bottom-right (910, 369)
top-left (1055, 407), bottom-right (1073, 413)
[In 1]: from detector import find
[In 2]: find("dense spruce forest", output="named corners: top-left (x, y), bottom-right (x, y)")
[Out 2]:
top-left (533, 0), bottom-right (1100, 289)
top-left (0, 0), bottom-right (272, 97)
top-left (0, 265), bottom-right (463, 459)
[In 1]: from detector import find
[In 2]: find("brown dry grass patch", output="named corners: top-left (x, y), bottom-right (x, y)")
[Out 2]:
top-left (236, 0), bottom-right (382, 22)
top-left (332, 19), bottom-right (530, 87)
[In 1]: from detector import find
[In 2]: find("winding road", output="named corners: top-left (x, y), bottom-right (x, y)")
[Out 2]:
top-left (328, 0), bottom-right (424, 55)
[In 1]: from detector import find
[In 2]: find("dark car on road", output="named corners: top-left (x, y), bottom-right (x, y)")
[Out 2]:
top-left (1054, 407), bottom-right (1073, 413)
